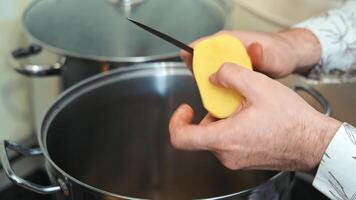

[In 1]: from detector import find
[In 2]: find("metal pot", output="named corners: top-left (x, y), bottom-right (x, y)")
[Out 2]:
top-left (0, 62), bottom-right (305, 200)
top-left (11, 0), bottom-right (229, 131)
top-left (11, 0), bottom-right (229, 88)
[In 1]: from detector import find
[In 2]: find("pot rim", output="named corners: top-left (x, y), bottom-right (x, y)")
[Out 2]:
top-left (38, 62), bottom-right (290, 199)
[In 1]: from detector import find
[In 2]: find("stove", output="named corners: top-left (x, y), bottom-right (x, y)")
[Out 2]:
top-left (0, 159), bottom-right (328, 200)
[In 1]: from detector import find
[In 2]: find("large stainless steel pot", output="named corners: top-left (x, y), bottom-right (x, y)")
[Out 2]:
top-left (1, 62), bottom-right (298, 200)
top-left (11, 0), bottom-right (228, 88)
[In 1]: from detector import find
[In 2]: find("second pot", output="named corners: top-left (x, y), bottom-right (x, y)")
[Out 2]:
top-left (11, 0), bottom-right (229, 88)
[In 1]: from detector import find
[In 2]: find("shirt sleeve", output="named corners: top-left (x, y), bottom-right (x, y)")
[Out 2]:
top-left (312, 123), bottom-right (356, 199)
top-left (294, 1), bottom-right (356, 82)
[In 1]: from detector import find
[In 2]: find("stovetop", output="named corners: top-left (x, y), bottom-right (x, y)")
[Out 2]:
top-left (0, 167), bottom-right (328, 200)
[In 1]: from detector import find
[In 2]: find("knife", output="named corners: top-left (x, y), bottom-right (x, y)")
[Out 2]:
top-left (127, 17), bottom-right (194, 55)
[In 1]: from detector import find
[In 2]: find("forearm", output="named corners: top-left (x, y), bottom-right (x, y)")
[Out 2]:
top-left (277, 28), bottom-right (322, 75)
top-left (293, 0), bottom-right (356, 80)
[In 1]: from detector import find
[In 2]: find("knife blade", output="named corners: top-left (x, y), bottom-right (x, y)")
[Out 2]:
top-left (127, 17), bottom-right (194, 54)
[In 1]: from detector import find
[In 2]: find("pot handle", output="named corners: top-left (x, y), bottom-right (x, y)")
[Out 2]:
top-left (292, 85), bottom-right (331, 116)
top-left (10, 44), bottom-right (65, 76)
top-left (0, 140), bottom-right (62, 194)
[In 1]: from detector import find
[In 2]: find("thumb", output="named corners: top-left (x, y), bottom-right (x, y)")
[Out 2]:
top-left (169, 104), bottom-right (217, 150)
top-left (210, 63), bottom-right (266, 101)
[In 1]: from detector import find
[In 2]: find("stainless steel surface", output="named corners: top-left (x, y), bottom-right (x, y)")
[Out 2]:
top-left (22, 0), bottom-right (225, 62)
top-left (0, 140), bottom-right (62, 194)
top-left (0, 167), bottom-right (330, 200)
top-left (292, 85), bottom-right (331, 116)
top-left (0, 136), bottom-right (42, 191)
top-left (0, 153), bottom-right (43, 191)
top-left (3, 62), bottom-right (292, 200)
top-left (15, 0), bottom-right (228, 129)
top-left (127, 17), bottom-right (194, 54)
top-left (281, 75), bottom-right (356, 126)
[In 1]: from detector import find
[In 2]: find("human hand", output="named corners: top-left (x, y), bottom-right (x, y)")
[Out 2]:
top-left (169, 63), bottom-right (341, 171)
top-left (181, 29), bottom-right (321, 78)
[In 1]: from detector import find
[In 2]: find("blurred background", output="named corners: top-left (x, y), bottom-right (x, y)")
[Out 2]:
top-left (0, 0), bottom-right (33, 143)
top-left (0, 0), bottom-right (345, 143)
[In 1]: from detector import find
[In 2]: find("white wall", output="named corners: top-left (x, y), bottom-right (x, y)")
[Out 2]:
top-left (227, 0), bottom-right (342, 31)
top-left (0, 0), bottom-right (33, 142)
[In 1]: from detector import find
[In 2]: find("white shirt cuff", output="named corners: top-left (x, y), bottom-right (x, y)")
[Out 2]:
top-left (312, 123), bottom-right (356, 199)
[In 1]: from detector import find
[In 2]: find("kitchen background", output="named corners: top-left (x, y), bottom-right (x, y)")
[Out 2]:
top-left (0, 0), bottom-right (354, 199)
top-left (0, 0), bottom-right (346, 143)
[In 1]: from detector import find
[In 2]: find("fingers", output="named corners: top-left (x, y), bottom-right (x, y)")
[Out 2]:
top-left (180, 49), bottom-right (193, 69)
top-left (209, 63), bottom-right (267, 101)
top-left (169, 104), bottom-right (219, 150)
top-left (247, 42), bottom-right (264, 72)
top-left (247, 42), bottom-right (280, 78)
top-left (180, 40), bottom-right (201, 70)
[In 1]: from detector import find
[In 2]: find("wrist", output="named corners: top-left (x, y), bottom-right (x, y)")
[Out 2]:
top-left (277, 28), bottom-right (322, 75)
top-left (307, 114), bottom-right (342, 169)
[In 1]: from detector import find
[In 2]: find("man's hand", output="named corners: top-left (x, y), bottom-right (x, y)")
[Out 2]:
top-left (169, 63), bottom-right (341, 171)
top-left (181, 29), bottom-right (321, 78)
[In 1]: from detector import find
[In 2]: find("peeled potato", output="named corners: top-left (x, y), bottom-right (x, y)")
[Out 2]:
top-left (192, 34), bottom-right (252, 119)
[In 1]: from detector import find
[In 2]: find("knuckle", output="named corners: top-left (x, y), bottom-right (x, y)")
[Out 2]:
top-left (218, 63), bottom-right (236, 79)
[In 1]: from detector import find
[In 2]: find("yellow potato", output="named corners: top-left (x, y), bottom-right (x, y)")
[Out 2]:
top-left (193, 34), bottom-right (252, 119)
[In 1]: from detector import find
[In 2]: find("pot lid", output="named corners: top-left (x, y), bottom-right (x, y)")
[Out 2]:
top-left (23, 0), bottom-right (226, 62)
